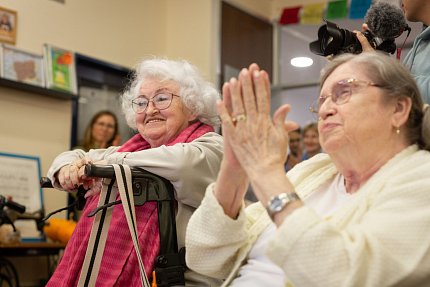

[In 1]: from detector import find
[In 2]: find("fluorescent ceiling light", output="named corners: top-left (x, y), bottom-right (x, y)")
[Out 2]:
top-left (290, 57), bottom-right (313, 68)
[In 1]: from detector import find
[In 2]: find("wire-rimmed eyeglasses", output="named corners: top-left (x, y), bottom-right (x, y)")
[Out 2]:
top-left (131, 93), bottom-right (180, 114)
top-left (309, 78), bottom-right (382, 118)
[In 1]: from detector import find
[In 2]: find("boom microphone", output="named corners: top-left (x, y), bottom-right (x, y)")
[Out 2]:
top-left (365, 1), bottom-right (409, 42)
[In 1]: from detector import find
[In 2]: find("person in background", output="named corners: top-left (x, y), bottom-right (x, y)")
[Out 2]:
top-left (357, 0), bottom-right (430, 103)
top-left (186, 52), bottom-right (430, 287)
top-left (46, 58), bottom-right (223, 286)
top-left (70, 110), bottom-right (120, 221)
top-left (301, 122), bottom-right (321, 160)
top-left (76, 110), bottom-right (120, 151)
top-left (284, 128), bottom-right (302, 172)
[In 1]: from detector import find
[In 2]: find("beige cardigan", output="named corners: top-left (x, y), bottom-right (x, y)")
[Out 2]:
top-left (186, 145), bottom-right (430, 287)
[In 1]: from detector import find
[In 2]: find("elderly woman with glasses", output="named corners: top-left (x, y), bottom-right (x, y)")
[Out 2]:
top-left (186, 52), bottom-right (430, 287)
top-left (46, 58), bottom-right (223, 286)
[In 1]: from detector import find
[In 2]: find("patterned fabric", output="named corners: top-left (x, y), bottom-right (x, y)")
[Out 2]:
top-left (47, 121), bottom-right (214, 287)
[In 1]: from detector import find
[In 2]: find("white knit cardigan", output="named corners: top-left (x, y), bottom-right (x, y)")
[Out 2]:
top-left (186, 145), bottom-right (430, 287)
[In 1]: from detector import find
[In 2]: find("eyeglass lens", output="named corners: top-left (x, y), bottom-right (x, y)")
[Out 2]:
top-left (132, 93), bottom-right (173, 113)
top-left (310, 80), bottom-right (352, 115)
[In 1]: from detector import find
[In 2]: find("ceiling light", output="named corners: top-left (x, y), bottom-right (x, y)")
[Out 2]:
top-left (290, 57), bottom-right (313, 68)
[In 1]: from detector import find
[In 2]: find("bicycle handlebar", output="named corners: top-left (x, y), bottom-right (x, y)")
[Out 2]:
top-left (0, 195), bottom-right (26, 214)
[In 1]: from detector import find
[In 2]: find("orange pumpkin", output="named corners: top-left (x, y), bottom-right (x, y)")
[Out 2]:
top-left (44, 218), bottom-right (76, 244)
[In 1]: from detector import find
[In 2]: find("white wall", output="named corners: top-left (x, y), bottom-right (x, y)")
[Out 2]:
top-left (0, 0), bottom-right (219, 217)
top-left (2, 0), bottom-right (167, 67)
top-left (165, 0), bottom-right (219, 85)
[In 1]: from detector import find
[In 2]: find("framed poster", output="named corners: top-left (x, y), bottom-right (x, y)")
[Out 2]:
top-left (44, 43), bottom-right (77, 94)
top-left (0, 6), bottom-right (17, 45)
top-left (0, 44), bottom-right (45, 87)
top-left (0, 152), bottom-right (44, 241)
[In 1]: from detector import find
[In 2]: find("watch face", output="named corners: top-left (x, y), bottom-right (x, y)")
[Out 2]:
top-left (270, 197), bottom-right (284, 212)
top-left (267, 193), bottom-right (300, 218)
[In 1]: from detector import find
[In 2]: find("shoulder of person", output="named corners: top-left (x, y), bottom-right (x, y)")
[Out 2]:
top-left (388, 147), bottom-right (430, 181)
top-left (420, 25), bottom-right (430, 39)
top-left (183, 132), bottom-right (224, 148)
top-left (72, 145), bottom-right (85, 151)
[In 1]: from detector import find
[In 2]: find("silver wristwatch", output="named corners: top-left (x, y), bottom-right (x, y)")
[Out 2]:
top-left (266, 192), bottom-right (300, 219)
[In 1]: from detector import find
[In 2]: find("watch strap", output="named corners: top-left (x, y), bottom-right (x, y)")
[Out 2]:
top-left (266, 192), bottom-right (300, 220)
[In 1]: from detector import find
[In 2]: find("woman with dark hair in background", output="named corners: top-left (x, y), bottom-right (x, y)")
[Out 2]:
top-left (76, 110), bottom-right (120, 151)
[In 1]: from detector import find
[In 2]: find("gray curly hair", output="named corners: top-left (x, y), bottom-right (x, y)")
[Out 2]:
top-left (121, 58), bottom-right (220, 130)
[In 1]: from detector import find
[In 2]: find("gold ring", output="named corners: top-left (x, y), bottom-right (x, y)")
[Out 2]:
top-left (235, 114), bottom-right (247, 122)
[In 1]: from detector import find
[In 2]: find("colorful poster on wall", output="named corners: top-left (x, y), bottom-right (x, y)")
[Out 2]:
top-left (300, 3), bottom-right (325, 25)
top-left (326, 0), bottom-right (348, 20)
top-left (44, 44), bottom-right (77, 94)
top-left (349, 0), bottom-right (372, 19)
top-left (279, 6), bottom-right (301, 25)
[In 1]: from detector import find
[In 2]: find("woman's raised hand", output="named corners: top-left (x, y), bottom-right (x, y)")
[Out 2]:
top-left (217, 65), bottom-right (298, 178)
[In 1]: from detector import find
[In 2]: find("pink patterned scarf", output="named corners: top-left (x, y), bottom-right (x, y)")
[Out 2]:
top-left (47, 121), bottom-right (214, 287)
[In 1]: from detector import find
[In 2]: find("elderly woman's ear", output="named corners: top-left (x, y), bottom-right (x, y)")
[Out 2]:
top-left (187, 113), bottom-right (198, 122)
top-left (391, 96), bottom-right (412, 129)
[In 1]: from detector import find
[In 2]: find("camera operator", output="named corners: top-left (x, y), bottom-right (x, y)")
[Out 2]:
top-left (357, 0), bottom-right (430, 104)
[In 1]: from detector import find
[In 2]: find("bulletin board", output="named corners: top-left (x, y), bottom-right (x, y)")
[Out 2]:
top-left (0, 152), bottom-right (44, 240)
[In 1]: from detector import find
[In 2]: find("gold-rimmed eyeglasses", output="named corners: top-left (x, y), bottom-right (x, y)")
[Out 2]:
top-left (131, 93), bottom-right (180, 114)
top-left (309, 78), bottom-right (382, 117)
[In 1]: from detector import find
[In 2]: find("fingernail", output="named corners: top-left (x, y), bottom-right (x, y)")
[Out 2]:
top-left (253, 70), bottom-right (260, 78)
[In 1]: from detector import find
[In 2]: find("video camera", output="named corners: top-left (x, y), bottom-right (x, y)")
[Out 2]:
top-left (309, 2), bottom-right (410, 57)
top-left (309, 20), bottom-right (397, 56)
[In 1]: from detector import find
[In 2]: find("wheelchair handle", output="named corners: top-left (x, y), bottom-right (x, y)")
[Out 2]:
top-left (40, 163), bottom-right (168, 188)
top-left (39, 163), bottom-right (123, 188)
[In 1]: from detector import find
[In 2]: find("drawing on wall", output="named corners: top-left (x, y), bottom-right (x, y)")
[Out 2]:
top-left (44, 44), bottom-right (77, 94)
top-left (0, 44), bottom-right (45, 87)
top-left (0, 6), bottom-right (17, 45)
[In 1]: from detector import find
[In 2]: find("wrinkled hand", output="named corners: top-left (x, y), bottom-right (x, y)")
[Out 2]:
top-left (217, 66), bottom-right (299, 178)
top-left (57, 158), bottom-right (92, 191)
top-left (82, 159), bottom-right (108, 198)
top-left (83, 179), bottom-right (103, 198)
top-left (220, 63), bottom-right (261, 173)
top-left (57, 158), bottom-right (109, 198)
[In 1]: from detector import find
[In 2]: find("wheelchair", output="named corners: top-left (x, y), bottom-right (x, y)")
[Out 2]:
top-left (41, 164), bottom-right (186, 287)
